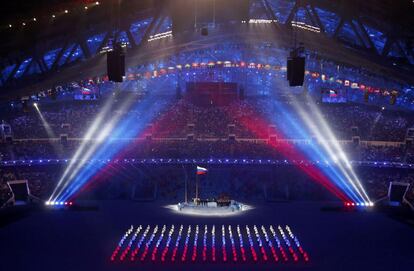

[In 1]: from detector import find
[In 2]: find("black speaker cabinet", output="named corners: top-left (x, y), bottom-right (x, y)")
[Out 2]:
top-left (287, 57), bottom-right (305, 87)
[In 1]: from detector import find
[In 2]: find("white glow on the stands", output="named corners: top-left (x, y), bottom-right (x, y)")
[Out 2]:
top-left (48, 98), bottom-right (116, 201)
top-left (49, 96), bottom-right (136, 202)
top-left (295, 96), bottom-right (371, 203)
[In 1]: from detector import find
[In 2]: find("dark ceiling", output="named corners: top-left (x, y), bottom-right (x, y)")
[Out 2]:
top-left (1, 0), bottom-right (413, 58)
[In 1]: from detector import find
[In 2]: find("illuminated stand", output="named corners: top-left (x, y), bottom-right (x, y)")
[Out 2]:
top-left (176, 166), bottom-right (245, 216)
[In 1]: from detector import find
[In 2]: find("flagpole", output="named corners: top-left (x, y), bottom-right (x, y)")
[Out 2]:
top-left (195, 173), bottom-right (199, 204)
top-left (182, 164), bottom-right (188, 204)
top-left (185, 176), bottom-right (188, 204)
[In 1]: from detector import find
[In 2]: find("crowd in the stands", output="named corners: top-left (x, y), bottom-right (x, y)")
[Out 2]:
top-left (1, 96), bottom-right (413, 141)
top-left (1, 94), bottom-right (414, 209)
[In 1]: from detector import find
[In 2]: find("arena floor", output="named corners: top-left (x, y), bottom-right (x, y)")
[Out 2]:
top-left (1, 200), bottom-right (413, 271)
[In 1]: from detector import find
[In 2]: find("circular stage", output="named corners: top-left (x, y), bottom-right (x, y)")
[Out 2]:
top-left (165, 201), bottom-right (253, 217)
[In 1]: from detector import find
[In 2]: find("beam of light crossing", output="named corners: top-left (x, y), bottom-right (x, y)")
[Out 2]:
top-left (299, 96), bottom-right (371, 203)
top-left (274, 104), bottom-right (362, 203)
top-left (55, 95), bottom-right (169, 201)
top-left (48, 96), bottom-right (118, 201)
top-left (50, 105), bottom-right (132, 202)
top-left (236, 114), bottom-right (351, 202)
top-left (64, 98), bottom-right (197, 201)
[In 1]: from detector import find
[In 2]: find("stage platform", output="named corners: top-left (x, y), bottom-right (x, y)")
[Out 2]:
top-left (0, 200), bottom-right (413, 271)
top-left (172, 201), bottom-right (247, 216)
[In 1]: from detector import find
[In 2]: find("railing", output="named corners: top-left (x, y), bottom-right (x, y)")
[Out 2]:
top-left (5, 136), bottom-right (406, 146)
top-left (1, 158), bottom-right (413, 170)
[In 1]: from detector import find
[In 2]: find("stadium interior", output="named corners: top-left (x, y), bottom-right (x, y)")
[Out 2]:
top-left (0, 1), bottom-right (414, 270)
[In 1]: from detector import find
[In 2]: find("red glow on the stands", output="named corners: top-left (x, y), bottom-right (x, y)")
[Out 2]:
top-left (237, 116), bottom-right (351, 203)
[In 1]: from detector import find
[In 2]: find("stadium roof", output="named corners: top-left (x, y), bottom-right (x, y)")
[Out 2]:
top-left (0, 0), bottom-right (413, 96)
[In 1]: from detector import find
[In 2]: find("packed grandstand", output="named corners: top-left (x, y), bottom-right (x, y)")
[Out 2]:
top-left (1, 52), bottom-right (414, 206)
top-left (1, 1), bottom-right (414, 270)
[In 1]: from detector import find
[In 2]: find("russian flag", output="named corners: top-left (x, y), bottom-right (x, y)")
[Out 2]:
top-left (196, 166), bottom-right (208, 175)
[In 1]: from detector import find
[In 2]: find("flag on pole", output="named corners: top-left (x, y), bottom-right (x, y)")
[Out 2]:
top-left (196, 166), bottom-right (208, 175)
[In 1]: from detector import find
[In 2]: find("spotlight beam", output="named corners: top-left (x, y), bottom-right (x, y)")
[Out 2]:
top-left (55, 95), bottom-right (169, 202)
top-left (34, 104), bottom-right (57, 138)
top-left (301, 96), bottom-right (371, 203)
top-left (276, 107), bottom-right (362, 203)
top-left (51, 96), bottom-right (137, 201)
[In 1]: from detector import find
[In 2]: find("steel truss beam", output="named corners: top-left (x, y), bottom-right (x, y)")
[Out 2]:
top-left (284, 0), bottom-right (325, 33)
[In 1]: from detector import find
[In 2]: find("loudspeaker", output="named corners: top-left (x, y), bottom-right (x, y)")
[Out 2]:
top-left (107, 44), bottom-right (125, 82)
top-left (287, 57), bottom-right (305, 86)
top-left (388, 182), bottom-right (409, 205)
